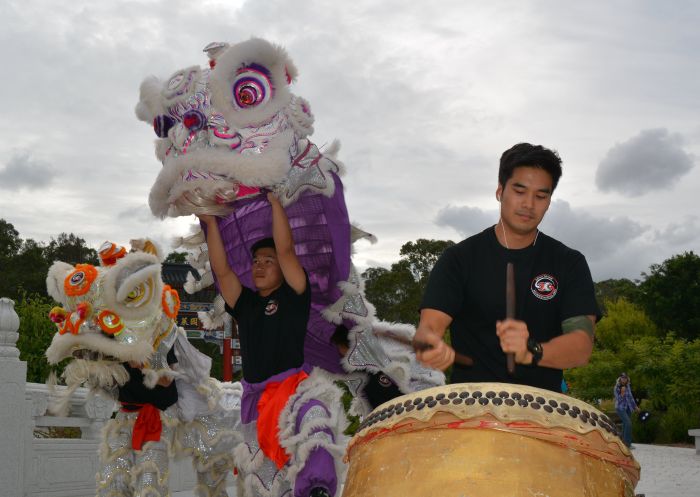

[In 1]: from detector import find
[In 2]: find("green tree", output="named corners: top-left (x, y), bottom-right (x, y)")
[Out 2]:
top-left (0, 237), bottom-right (49, 301)
top-left (399, 239), bottom-right (455, 281)
top-left (628, 334), bottom-right (700, 412)
top-left (567, 348), bottom-right (624, 402)
top-left (638, 252), bottom-right (700, 340)
top-left (363, 263), bottom-right (418, 323)
top-left (0, 219), bottom-right (24, 299)
top-left (15, 292), bottom-right (64, 383)
top-left (44, 233), bottom-right (99, 266)
top-left (594, 278), bottom-right (640, 313)
top-left (594, 298), bottom-right (658, 351)
top-left (363, 239), bottom-right (454, 324)
top-left (0, 219), bottom-right (22, 259)
top-left (165, 251), bottom-right (189, 263)
top-left (14, 239), bottom-right (50, 297)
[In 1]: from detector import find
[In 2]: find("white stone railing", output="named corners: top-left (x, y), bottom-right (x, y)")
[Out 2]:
top-left (0, 297), bottom-right (201, 497)
top-left (23, 383), bottom-right (117, 497)
top-left (27, 382), bottom-right (117, 439)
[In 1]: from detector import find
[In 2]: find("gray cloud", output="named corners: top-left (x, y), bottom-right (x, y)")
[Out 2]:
top-left (117, 204), bottom-right (159, 224)
top-left (435, 205), bottom-right (495, 237)
top-left (0, 152), bottom-right (55, 190)
top-left (653, 215), bottom-right (700, 246)
top-left (435, 199), bottom-right (648, 269)
top-left (595, 129), bottom-right (695, 196)
top-left (0, 1), bottom-right (698, 283)
top-left (539, 200), bottom-right (647, 261)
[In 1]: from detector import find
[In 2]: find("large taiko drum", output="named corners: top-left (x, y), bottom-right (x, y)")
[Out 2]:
top-left (342, 383), bottom-right (640, 497)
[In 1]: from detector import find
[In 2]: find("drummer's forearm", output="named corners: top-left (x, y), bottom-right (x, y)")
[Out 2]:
top-left (417, 308), bottom-right (452, 339)
top-left (538, 331), bottom-right (593, 369)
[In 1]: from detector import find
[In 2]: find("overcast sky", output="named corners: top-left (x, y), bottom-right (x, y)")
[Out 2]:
top-left (1, 0), bottom-right (698, 282)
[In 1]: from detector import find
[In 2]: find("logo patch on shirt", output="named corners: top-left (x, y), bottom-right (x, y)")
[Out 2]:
top-left (264, 299), bottom-right (279, 316)
top-left (531, 274), bottom-right (558, 300)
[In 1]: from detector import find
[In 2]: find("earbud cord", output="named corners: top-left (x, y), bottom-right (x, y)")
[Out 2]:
top-left (499, 219), bottom-right (539, 249)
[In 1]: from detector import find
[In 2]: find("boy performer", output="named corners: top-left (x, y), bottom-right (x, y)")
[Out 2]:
top-left (200, 192), bottom-right (346, 497)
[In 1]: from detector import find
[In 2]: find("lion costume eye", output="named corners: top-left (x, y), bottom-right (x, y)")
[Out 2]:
top-left (232, 64), bottom-right (273, 110)
top-left (64, 264), bottom-right (98, 297)
top-left (124, 278), bottom-right (154, 308)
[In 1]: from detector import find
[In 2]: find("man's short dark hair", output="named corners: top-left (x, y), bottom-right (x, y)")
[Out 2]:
top-left (251, 237), bottom-right (276, 256)
top-left (498, 143), bottom-right (563, 191)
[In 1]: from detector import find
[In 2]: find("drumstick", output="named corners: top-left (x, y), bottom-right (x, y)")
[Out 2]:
top-left (416, 340), bottom-right (474, 367)
top-left (506, 262), bottom-right (516, 375)
top-left (374, 330), bottom-right (473, 367)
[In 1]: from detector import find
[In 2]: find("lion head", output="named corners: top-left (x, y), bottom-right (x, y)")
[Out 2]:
top-left (45, 239), bottom-right (181, 399)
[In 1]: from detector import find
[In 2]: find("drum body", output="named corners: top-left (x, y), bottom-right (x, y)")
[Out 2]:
top-left (343, 383), bottom-right (639, 497)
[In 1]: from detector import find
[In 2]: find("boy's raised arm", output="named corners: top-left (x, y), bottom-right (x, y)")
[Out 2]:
top-left (199, 214), bottom-right (243, 308)
top-left (268, 192), bottom-right (306, 294)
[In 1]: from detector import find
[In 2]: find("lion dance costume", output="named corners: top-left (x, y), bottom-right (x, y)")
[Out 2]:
top-left (133, 38), bottom-right (443, 496)
top-left (45, 240), bottom-right (243, 497)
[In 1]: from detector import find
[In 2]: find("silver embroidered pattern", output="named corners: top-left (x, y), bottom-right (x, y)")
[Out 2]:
top-left (175, 186), bottom-right (239, 217)
top-left (342, 376), bottom-right (365, 398)
top-left (298, 405), bottom-right (330, 431)
top-left (150, 322), bottom-right (178, 370)
top-left (342, 293), bottom-right (368, 318)
top-left (98, 409), bottom-right (177, 497)
top-left (238, 111), bottom-right (290, 156)
top-left (308, 431), bottom-right (334, 444)
top-left (347, 327), bottom-right (391, 371)
top-left (238, 420), bottom-right (291, 497)
top-left (278, 137), bottom-right (338, 201)
top-left (178, 413), bottom-right (239, 459)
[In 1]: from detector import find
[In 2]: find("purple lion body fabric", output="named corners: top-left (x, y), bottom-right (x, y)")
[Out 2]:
top-left (215, 173), bottom-right (350, 373)
top-left (137, 37), bottom-right (446, 497)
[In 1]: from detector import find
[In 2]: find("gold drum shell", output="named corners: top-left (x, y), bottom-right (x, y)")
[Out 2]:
top-left (342, 383), bottom-right (639, 497)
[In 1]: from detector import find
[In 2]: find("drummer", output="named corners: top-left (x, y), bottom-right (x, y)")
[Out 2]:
top-left (415, 143), bottom-right (601, 392)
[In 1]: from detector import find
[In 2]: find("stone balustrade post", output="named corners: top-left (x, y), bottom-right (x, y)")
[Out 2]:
top-left (83, 393), bottom-right (116, 439)
top-left (0, 297), bottom-right (28, 497)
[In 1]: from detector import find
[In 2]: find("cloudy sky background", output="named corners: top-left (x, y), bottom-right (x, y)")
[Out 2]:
top-left (1, 0), bottom-right (698, 281)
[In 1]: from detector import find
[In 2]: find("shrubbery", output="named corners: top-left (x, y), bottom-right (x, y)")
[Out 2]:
top-left (14, 292), bottom-right (65, 383)
top-left (567, 294), bottom-right (700, 444)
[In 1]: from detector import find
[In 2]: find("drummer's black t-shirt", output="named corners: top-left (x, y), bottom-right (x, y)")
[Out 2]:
top-left (421, 227), bottom-right (600, 392)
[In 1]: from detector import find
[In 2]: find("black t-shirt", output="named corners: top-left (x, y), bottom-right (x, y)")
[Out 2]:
top-left (421, 227), bottom-right (600, 392)
top-left (364, 372), bottom-right (403, 410)
top-left (226, 274), bottom-right (311, 383)
top-left (118, 348), bottom-right (178, 410)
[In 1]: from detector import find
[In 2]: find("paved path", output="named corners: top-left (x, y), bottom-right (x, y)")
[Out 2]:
top-left (633, 444), bottom-right (699, 497)
top-left (173, 443), bottom-right (700, 497)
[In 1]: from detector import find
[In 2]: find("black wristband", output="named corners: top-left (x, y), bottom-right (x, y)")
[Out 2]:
top-left (527, 337), bottom-right (543, 366)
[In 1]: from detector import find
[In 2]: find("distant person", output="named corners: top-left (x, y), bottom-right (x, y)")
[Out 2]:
top-left (415, 142), bottom-right (601, 392)
top-left (614, 372), bottom-right (639, 448)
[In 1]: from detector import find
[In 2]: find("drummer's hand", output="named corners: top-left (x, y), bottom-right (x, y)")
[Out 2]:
top-left (496, 318), bottom-right (531, 364)
top-left (414, 328), bottom-right (455, 371)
